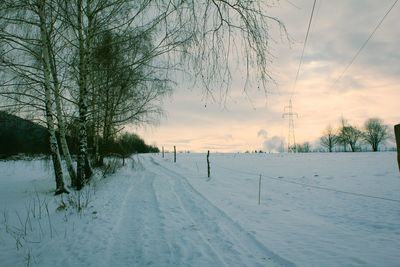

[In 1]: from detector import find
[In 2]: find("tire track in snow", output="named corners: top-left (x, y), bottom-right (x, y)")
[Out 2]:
top-left (147, 164), bottom-right (228, 266)
top-left (104, 171), bottom-right (171, 266)
top-left (102, 160), bottom-right (227, 266)
top-left (52, 165), bottom-right (170, 267)
top-left (49, 172), bottom-right (141, 267)
top-left (144, 156), bottom-right (296, 267)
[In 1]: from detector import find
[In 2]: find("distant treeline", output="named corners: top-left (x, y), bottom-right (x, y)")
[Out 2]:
top-left (102, 132), bottom-right (159, 156)
top-left (0, 112), bottom-right (158, 157)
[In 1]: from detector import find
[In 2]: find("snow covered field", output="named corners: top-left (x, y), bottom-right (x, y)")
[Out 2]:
top-left (0, 152), bottom-right (399, 266)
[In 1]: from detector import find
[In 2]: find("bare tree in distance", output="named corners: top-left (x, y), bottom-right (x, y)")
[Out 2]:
top-left (363, 118), bottom-right (389, 152)
top-left (294, 142), bottom-right (311, 153)
top-left (320, 125), bottom-right (338, 152)
top-left (338, 123), bottom-right (362, 152)
top-left (338, 116), bottom-right (348, 152)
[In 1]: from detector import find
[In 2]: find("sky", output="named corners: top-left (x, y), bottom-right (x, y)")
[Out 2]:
top-left (135, 0), bottom-right (400, 153)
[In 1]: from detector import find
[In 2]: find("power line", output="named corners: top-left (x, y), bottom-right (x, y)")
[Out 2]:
top-left (330, 0), bottom-right (399, 89)
top-left (282, 1), bottom-right (317, 151)
top-left (290, 0), bottom-right (317, 98)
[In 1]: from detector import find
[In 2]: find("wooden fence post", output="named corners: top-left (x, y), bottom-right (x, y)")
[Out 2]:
top-left (395, 124), bottom-right (400, 173)
top-left (174, 145), bottom-right (176, 163)
top-left (207, 150), bottom-right (210, 178)
top-left (162, 146), bottom-right (164, 158)
top-left (258, 174), bottom-right (262, 205)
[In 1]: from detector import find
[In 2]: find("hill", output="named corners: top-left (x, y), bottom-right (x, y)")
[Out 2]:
top-left (0, 112), bottom-right (49, 156)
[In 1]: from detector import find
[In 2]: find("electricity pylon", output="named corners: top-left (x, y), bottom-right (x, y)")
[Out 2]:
top-left (282, 99), bottom-right (298, 153)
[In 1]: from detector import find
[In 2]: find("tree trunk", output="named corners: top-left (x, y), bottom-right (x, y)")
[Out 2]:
top-left (56, 87), bottom-right (78, 186)
top-left (99, 107), bottom-right (111, 166)
top-left (98, 74), bottom-right (113, 166)
top-left (91, 81), bottom-right (101, 166)
top-left (349, 143), bottom-right (355, 152)
top-left (93, 126), bottom-right (101, 165)
top-left (76, 0), bottom-right (93, 189)
top-left (47, 37), bottom-right (77, 186)
top-left (38, 0), bottom-right (68, 195)
top-left (84, 1), bottom-right (94, 180)
top-left (48, 129), bottom-right (69, 195)
top-left (372, 141), bottom-right (378, 152)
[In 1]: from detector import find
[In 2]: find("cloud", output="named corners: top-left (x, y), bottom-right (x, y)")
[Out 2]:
top-left (263, 136), bottom-right (284, 153)
top-left (135, 0), bottom-right (400, 152)
top-left (272, 0), bottom-right (400, 85)
top-left (257, 129), bottom-right (268, 139)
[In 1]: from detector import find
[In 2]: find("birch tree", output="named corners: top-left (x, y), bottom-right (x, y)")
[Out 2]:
top-left (55, 0), bottom-right (284, 188)
top-left (90, 30), bottom-right (170, 164)
top-left (53, 0), bottom-right (103, 188)
top-left (0, 0), bottom-right (69, 194)
top-left (46, 23), bottom-right (78, 185)
top-left (0, 0), bottom-right (285, 192)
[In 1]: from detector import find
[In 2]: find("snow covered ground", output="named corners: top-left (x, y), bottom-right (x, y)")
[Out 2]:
top-left (0, 152), bottom-right (399, 266)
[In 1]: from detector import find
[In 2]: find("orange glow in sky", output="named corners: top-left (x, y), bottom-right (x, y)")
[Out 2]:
top-left (135, 0), bottom-right (400, 152)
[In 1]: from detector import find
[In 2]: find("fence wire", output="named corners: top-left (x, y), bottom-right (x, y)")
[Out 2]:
top-left (212, 163), bottom-right (400, 203)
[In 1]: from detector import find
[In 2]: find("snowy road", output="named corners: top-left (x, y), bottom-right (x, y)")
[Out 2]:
top-left (42, 155), bottom-right (294, 267)
top-left (101, 156), bottom-right (294, 266)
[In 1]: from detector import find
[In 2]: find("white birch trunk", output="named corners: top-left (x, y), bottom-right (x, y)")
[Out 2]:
top-left (38, 0), bottom-right (68, 195)
top-left (54, 73), bottom-right (77, 186)
top-left (76, 0), bottom-right (93, 189)
top-left (84, 1), bottom-right (94, 179)
top-left (46, 31), bottom-right (77, 186)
